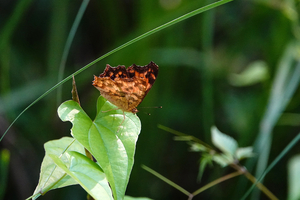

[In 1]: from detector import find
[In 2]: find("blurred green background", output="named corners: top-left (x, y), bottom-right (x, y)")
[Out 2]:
top-left (1, 0), bottom-right (300, 199)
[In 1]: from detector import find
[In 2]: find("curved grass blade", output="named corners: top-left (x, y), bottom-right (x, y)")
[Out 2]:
top-left (1, 0), bottom-right (233, 142)
top-left (56, 0), bottom-right (90, 104)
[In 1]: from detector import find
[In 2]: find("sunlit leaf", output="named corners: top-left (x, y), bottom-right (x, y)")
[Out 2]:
top-left (49, 151), bottom-right (113, 200)
top-left (57, 96), bottom-right (141, 200)
top-left (32, 137), bottom-right (85, 200)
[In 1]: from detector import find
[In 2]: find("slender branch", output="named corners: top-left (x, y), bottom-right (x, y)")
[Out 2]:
top-left (142, 165), bottom-right (191, 196)
top-left (192, 171), bottom-right (243, 196)
top-left (243, 171), bottom-right (278, 200)
top-left (231, 163), bottom-right (278, 200)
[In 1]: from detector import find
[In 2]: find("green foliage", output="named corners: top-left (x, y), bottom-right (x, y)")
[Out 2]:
top-left (190, 127), bottom-right (253, 168)
top-left (211, 126), bottom-right (254, 166)
top-left (31, 96), bottom-right (141, 199)
top-left (143, 125), bottom-right (257, 199)
top-left (2, 0), bottom-right (300, 199)
top-left (49, 151), bottom-right (112, 200)
top-left (180, 126), bottom-right (254, 181)
top-left (236, 147), bottom-right (255, 160)
top-left (57, 96), bottom-right (140, 199)
top-left (211, 126), bottom-right (238, 157)
top-left (32, 137), bottom-right (85, 199)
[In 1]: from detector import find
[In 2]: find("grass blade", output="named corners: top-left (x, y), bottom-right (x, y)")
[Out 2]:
top-left (56, 0), bottom-right (90, 104)
top-left (241, 132), bottom-right (300, 200)
top-left (1, 0), bottom-right (233, 141)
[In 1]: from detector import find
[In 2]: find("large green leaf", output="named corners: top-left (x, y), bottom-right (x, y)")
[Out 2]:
top-left (49, 151), bottom-right (113, 200)
top-left (32, 137), bottom-right (85, 200)
top-left (57, 96), bottom-right (141, 200)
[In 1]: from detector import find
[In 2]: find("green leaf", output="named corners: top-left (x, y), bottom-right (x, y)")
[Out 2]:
top-left (211, 126), bottom-right (238, 156)
top-left (236, 147), bottom-right (254, 160)
top-left (211, 153), bottom-right (233, 167)
top-left (197, 154), bottom-right (213, 181)
top-left (288, 155), bottom-right (300, 200)
top-left (49, 151), bottom-right (113, 200)
top-left (32, 137), bottom-right (85, 200)
top-left (189, 142), bottom-right (209, 152)
top-left (57, 96), bottom-right (141, 200)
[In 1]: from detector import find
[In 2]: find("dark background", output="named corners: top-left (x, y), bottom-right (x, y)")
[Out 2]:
top-left (1, 0), bottom-right (300, 199)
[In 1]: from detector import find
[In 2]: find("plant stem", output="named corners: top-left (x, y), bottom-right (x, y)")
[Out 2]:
top-left (192, 171), bottom-right (243, 196)
top-left (231, 163), bottom-right (278, 200)
top-left (141, 165), bottom-right (191, 196)
top-left (243, 171), bottom-right (278, 200)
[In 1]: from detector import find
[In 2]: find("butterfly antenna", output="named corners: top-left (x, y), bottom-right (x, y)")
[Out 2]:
top-left (139, 106), bottom-right (162, 115)
top-left (141, 111), bottom-right (151, 115)
top-left (139, 106), bottom-right (162, 109)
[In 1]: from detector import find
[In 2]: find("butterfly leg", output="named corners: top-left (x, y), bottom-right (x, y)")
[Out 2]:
top-left (101, 107), bottom-right (119, 113)
top-left (117, 111), bottom-right (126, 133)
